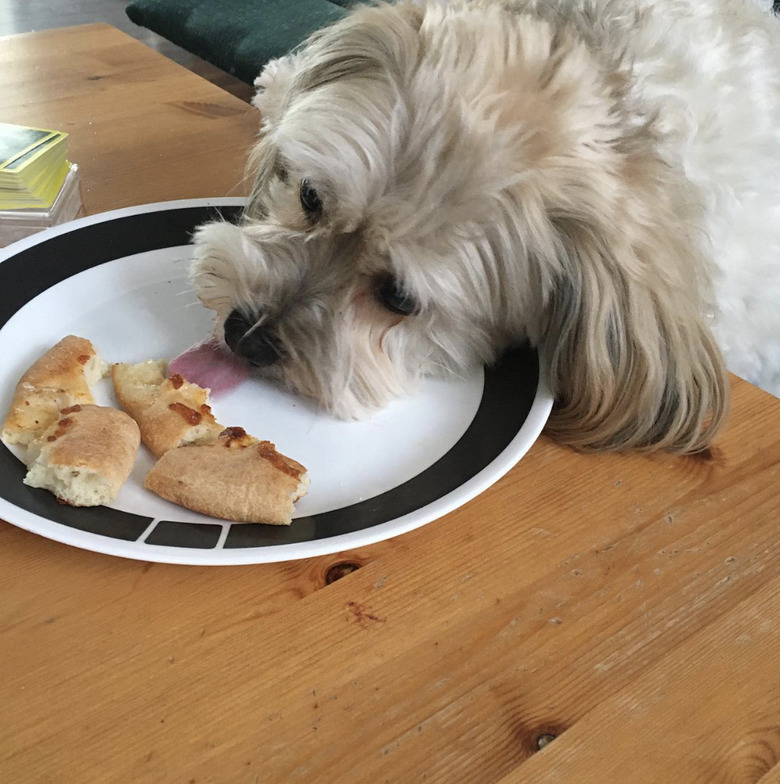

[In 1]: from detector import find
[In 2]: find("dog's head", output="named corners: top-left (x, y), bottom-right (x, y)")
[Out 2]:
top-left (192, 0), bottom-right (728, 452)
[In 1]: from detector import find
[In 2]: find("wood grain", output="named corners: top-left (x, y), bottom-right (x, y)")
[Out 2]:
top-left (0, 0), bottom-right (254, 101)
top-left (1, 25), bottom-right (780, 784)
top-left (495, 572), bottom-right (780, 784)
top-left (0, 24), bottom-right (258, 213)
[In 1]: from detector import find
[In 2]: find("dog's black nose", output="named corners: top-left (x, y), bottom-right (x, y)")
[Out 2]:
top-left (238, 327), bottom-right (283, 367)
top-left (223, 309), bottom-right (253, 352)
top-left (223, 309), bottom-right (282, 367)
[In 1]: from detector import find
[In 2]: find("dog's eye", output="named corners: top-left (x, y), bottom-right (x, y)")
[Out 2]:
top-left (299, 179), bottom-right (323, 218)
top-left (378, 274), bottom-right (418, 316)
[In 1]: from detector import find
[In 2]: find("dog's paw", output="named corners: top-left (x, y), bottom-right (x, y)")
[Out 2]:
top-left (252, 55), bottom-right (299, 126)
top-left (189, 221), bottom-right (260, 312)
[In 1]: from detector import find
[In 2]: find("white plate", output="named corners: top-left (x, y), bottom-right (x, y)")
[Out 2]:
top-left (0, 198), bottom-right (552, 565)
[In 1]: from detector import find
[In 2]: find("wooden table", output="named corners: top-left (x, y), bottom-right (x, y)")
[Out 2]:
top-left (2, 24), bottom-right (779, 784)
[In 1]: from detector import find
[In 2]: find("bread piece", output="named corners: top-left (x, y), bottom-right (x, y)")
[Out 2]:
top-left (24, 404), bottom-right (140, 506)
top-left (2, 335), bottom-right (108, 446)
top-left (112, 360), bottom-right (224, 458)
top-left (144, 427), bottom-right (310, 525)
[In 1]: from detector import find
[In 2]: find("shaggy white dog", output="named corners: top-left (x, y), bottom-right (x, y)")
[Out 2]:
top-left (192, 0), bottom-right (780, 452)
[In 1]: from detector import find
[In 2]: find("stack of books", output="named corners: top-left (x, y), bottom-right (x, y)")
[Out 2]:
top-left (0, 122), bottom-right (83, 247)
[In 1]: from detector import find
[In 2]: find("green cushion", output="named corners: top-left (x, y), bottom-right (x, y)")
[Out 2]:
top-left (130, 0), bottom-right (780, 85)
top-left (126, 0), bottom-right (359, 85)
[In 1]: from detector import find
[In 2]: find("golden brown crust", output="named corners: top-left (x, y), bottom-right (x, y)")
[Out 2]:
top-left (35, 405), bottom-right (140, 479)
top-left (16, 335), bottom-right (97, 395)
top-left (256, 440), bottom-right (307, 480)
top-left (1, 336), bottom-right (103, 446)
top-left (24, 404), bottom-right (141, 506)
top-left (219, 425), bottom-right (256, 447)
top-left (144, 430), bottom-right (309, 525)
top-left (111, 360), bottom-right (224, 457)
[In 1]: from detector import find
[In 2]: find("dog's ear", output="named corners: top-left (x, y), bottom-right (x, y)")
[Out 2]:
top-left (540, 175), bottom-right (730, 453)
top-left (252, 55), bottom-right (301, 131)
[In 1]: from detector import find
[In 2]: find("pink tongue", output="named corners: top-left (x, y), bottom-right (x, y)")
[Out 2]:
top-left (168, 339), bottom-right (251, 395)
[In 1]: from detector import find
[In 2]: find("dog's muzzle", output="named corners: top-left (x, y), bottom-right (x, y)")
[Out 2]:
top-left (223, 309), bottom-right (283, 367)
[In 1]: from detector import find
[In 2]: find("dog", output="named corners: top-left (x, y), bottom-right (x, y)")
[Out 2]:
top-left (191, 0), bottom-right (780, 453)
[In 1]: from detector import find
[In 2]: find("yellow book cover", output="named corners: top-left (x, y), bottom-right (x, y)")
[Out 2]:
top-left (0, 123), bottom-right (67, 173)
top-left (0, 123), bottom-right (70, 210)
top-left (0, 160), bottom-right (72, 210)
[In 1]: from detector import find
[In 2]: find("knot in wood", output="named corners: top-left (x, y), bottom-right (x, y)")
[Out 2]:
top-left (536, 733), bottom-right (557, 750)
top-left (325, 561), bottom-right (361, 584)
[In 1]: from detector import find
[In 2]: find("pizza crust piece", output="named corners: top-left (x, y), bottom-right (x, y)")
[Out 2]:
top-left (1, 335), bottom-right (108, 446)
top-left (24, 404), bottom-right (140, 506)
top-left (112, 360), bottom-right (225, 458)
top-left (144, 427), bottom-right (310, 525)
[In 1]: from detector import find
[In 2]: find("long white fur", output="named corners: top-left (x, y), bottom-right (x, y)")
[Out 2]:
top-left (192, 0), bottom-right (780, 453)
